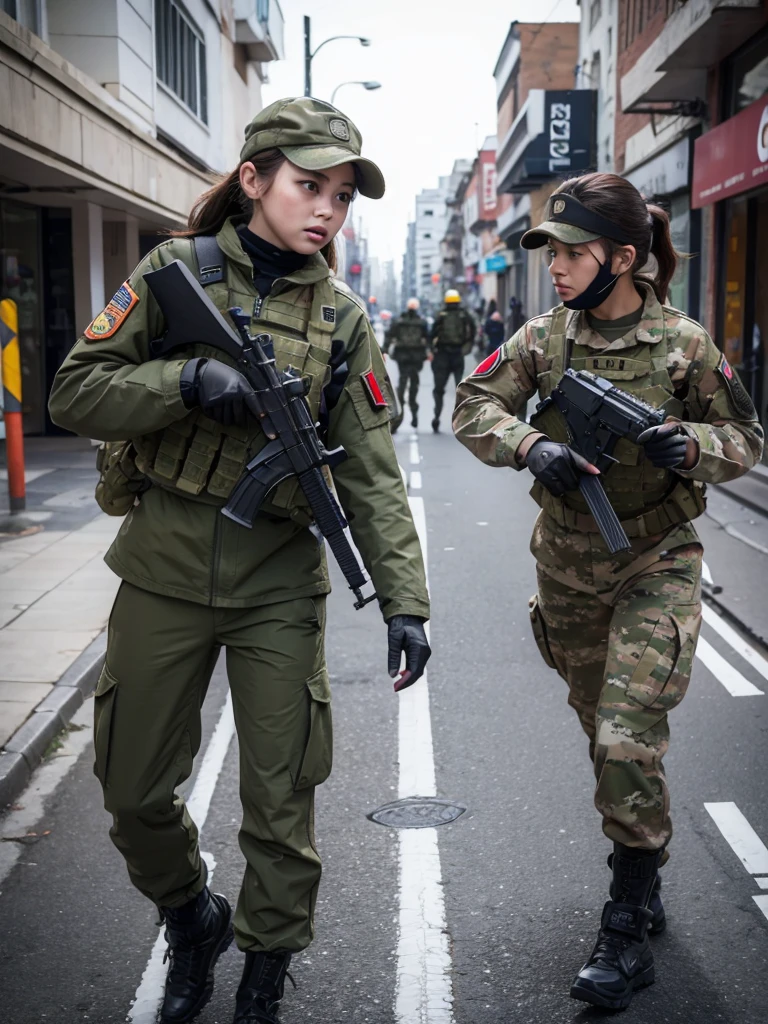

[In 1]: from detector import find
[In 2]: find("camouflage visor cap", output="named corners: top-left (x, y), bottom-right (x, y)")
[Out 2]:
top-left (520, 192), bottom-right (631, 250)
top-left (240, 96), bottom-right (385, 200)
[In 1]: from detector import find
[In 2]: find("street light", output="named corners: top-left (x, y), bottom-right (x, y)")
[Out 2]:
top-left (304, 16), bottom-right (371, 97)
top-left (330, 80), bottom-right (382, 106)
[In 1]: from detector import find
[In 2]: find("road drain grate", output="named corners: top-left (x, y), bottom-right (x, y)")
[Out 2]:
top-left (368, 796), bottom-right (466, 829)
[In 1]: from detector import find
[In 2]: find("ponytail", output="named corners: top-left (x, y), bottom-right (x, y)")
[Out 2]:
top-left (172, 148), bottom-right (338, 273)
top-left (646, 203), bottom-right (679, 305)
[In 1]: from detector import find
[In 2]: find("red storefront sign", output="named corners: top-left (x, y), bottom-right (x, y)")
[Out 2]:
top-left (692, 96), bottom-right (768, 208)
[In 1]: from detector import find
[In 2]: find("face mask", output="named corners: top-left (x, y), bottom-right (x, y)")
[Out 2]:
top-left (563, 253), bottom-right (619, 311)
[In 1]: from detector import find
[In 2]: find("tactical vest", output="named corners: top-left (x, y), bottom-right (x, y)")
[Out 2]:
top-left (133, 235), bottom-right (336, 521)
top-left (528, 305), bottom-right (707, 536)
top-left (435, 309), bottom-right (469, 349)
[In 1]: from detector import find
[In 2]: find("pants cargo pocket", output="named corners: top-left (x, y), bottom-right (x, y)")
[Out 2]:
top-left (529, 593), bottom-right (559, 670)
top-left (93, 665), bottom-right (118, 787)
top-left (294, 668), bottom-right (333, 791)
top-left (619, 603), bottom-right (701, 724)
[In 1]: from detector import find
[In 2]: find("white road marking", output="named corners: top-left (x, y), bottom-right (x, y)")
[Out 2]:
top-left (704, 802), bottom-right (768, 875)
top-left (755, 877), bottom-right (768, 890)
top-left (0, 468), bottom-right (54, 483)
top-left (476, 521), bottom-right (488, 526)
top-left (129, 694), bottom-right (235, 1024)
top-left (394, 493), bottom-right (454, 1023)
top-left (0, 699), bottom-right (95, 889)
top-left (695, 637), bottom-right (764, 696)
top-left (753, 895), bottom-right (768, 922)
top-left (702, 560), bottom-right (715, 587)
top-left (701, 605), bottom-right (768, 683)
top-left (409, 441), bottom-right (420, 466)
top-left (410, 471), bottom-right (422, 491)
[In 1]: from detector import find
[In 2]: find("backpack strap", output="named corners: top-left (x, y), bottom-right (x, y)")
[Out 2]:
top-left (193, 235), bottom-right (226, 286)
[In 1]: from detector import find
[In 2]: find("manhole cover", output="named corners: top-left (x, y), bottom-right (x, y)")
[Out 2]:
top-left (368, 796), bottom-right (466, 829)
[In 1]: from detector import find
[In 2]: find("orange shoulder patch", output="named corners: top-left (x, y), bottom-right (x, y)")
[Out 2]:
top-left (84, 281), bottom-right (139, 341)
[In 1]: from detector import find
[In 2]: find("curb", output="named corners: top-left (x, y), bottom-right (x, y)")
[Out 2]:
top-left (0, 631), bottom-right (106, 811)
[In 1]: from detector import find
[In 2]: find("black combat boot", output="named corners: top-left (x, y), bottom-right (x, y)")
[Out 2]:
top-left (431, 416), bottom-right (440, 433)
top-left (233, 950), bottom-right (293, 1023)
top-left (159, 887), bottom-right (234, 1023)
top-left (570, 844), bottom-right (662, 1010)
top-left (608, 851), bottom-right (666, 934)
top-left (411, 410), bottom-right (418, 428)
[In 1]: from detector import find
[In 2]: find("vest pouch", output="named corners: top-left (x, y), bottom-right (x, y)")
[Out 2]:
top-left (95, 440), bottom-right (149, 516)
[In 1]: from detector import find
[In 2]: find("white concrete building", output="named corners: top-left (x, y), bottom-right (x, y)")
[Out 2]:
top-left (576, 0), bottom-right (617, 172)
top-left (414, 180), bottom-right (450, 313)
top-left (0, 0), bottom-right (283, 434)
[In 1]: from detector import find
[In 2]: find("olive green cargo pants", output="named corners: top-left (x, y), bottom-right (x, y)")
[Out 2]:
top-left (94, 581), bottom-right (332, 952)
top-left (529, 513), bottom-right (702, 851)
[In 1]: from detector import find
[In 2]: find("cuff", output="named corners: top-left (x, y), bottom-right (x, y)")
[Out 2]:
top-left (161, 359), bottom-right (194, 420)
top-left (382, 600), bottom-right (431, 623)
top-left (675, 423), bottom-right (706, 479)
top-left (508, 423), bottom-right (545, 470)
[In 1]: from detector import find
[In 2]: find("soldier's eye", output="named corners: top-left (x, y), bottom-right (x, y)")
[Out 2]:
top-left (336, 191), bottom-right (352, 204)
top-left (300, 180), bottom-right (319, 192)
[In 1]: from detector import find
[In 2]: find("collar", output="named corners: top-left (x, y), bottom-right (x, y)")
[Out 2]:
top-left (216, 217), bottom-right (332, 286)
top-left (564, 278), bottom-right (665, 352)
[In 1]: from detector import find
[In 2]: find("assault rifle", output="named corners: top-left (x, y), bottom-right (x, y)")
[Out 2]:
top-left (536, 369), bottom-right (666, 554)
top-left (144, 259), bottom-right (376, 610)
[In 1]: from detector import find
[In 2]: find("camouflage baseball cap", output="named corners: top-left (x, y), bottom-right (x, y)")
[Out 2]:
top-left (520, 192), bottom-right (630, 249)
top-left (240, 97), bottom-right (385, 200)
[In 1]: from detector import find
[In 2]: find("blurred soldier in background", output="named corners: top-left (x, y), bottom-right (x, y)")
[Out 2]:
top-left (430, 289), bottom-right (475, 432)
top-left (383, 297), bottom-right (430, 429)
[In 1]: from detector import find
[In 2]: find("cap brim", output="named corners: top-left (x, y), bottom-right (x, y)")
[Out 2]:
top-left (280, 145), bottom-right (386, 200)
top-left (520, 221), bottom-right (602, 249)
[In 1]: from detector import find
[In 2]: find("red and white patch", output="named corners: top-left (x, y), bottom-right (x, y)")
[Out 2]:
top-left (472, 347), bottom-right (503, 378)
top-left (719, 355), bottom-right (734, 380)
top-left (361, 370), bottom-right (388, 409)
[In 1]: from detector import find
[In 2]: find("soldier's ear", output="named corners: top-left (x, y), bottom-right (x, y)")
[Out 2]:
top-left (612, 244), bottom-right (637, 276)
top-left (240, 161), bottom-right (263, 201)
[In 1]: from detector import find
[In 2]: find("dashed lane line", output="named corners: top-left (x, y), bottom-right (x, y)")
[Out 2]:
top-left (705, 802), bottom-right (768, 924)
top-left (410, 471), bottom-right (422, 491)
top-left (695, 636), bottom-right (764, 696)
top-left (701, 604), bottom-right (768, 683)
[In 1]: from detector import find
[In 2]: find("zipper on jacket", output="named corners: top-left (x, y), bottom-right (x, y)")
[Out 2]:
top-left (253, 294), bottom-right (263, 321)
top-left (209, 511), bottom-right (221, 607)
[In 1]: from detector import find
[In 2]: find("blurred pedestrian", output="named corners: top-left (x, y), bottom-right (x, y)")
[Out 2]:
top-left (483, 309), bottom-right (505, 356)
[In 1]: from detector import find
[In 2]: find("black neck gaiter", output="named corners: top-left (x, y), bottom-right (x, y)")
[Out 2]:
top-left (563, 252), bottom-right (620, 311)
top-left (236, 225), bottom-right (309, 298)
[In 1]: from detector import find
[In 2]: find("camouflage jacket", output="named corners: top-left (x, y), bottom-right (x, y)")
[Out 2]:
top-left (453, 280), bottom-right (763, 494)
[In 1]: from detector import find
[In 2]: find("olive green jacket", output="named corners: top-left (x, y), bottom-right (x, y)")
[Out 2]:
top-left (49, 219), bottom-right (430, 620)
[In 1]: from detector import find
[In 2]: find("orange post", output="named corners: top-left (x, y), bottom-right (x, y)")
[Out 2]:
top-left (0, 299), bottom-right (25, 512)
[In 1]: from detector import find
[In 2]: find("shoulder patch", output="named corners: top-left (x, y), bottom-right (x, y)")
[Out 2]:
top-left (472, 347), bottom-right (503, 378)
top-left (321, 304), bottom-right (336, 324)
top-left (84, 282), bottom-right (139, 341)
top-left (716, 354), bottom-right (756, 419)
top-left (361, 370), bottom-right (388, 409)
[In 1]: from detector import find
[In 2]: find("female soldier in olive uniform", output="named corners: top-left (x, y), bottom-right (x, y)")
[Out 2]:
top-left (49, 98), bottom-right (430, 1024)
top-left (453, 173), bottom-right (762, 1011)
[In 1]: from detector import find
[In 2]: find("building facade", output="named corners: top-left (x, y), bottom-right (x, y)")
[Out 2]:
top-left (492, 21), bottom-right (586, 330)
top-left (617, 0), bottom-right (768, 462)
top-left (0, 0), bottom-right (284, 435)
top-left (414, 179), bottom-right (451, 315)
top-left (401, 220), bottom-right (417, 306)
top-left (576, 0), bottom-right (618, 172)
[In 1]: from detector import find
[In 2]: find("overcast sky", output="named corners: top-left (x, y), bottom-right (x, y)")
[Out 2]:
top-left (263, 0), bottom-right (580, 271)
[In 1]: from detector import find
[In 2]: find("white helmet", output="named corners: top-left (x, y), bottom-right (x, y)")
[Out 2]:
top-left (406, 297), bottom-right (420, 311)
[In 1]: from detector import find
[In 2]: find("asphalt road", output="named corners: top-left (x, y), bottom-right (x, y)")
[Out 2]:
top-left (1, 363), bottom-right (767, 1024)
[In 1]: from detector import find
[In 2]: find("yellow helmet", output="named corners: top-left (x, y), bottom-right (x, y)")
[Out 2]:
top-left (444, 289), bottom-right (461, 304)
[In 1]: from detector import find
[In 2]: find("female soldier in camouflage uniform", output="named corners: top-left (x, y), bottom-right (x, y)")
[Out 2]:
top-left (49, 98), bottom-right (430, 1024)
top-left (452, 173), bottom-right (763, 1011)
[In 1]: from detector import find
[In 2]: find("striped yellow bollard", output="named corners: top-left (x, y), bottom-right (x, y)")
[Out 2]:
top-left (0, 299), bottom-right (25, 512)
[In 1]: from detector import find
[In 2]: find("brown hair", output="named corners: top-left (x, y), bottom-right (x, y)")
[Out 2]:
top-left (173, 148), bottom-right (338, 272)
top-left (554, 172), bottom-right (680, 303)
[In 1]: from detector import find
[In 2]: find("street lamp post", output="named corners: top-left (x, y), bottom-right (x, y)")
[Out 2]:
top-left (303, 16), bottom-right (371, 98)
top-left (330, 80), bottom-right (382, 106)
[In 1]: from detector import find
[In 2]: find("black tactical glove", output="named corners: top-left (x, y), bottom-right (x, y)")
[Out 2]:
top-left (180, 358), bottom-right (259, 427)
top-left (637, 423), bottom-right (692, 469)
top-left (525, 438), bottom-right (597, 497)
top-left (387, 615), bottom-right (431, 692)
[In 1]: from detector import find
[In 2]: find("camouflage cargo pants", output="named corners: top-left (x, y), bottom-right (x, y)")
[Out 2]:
top-left (529, 512), bottom-right (703, 850)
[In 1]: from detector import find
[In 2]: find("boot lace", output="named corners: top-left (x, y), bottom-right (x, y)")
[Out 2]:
top-left (588, 930), bottom-right (633, 970)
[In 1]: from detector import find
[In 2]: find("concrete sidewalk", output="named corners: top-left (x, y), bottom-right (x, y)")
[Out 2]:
top-left (0, 438), bottom-right (119, 804)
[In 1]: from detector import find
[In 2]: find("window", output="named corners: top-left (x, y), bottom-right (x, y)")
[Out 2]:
top-left (423, 210), bottom-right (434, 216)
top-left (155, 0), bottom-right (208, 123)
top-left (423, 233), bottom-right (432, 239)
top-left (590, 0), bottom-right (602, 30)
top-left (607, 26), bottom-right (612, 56)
